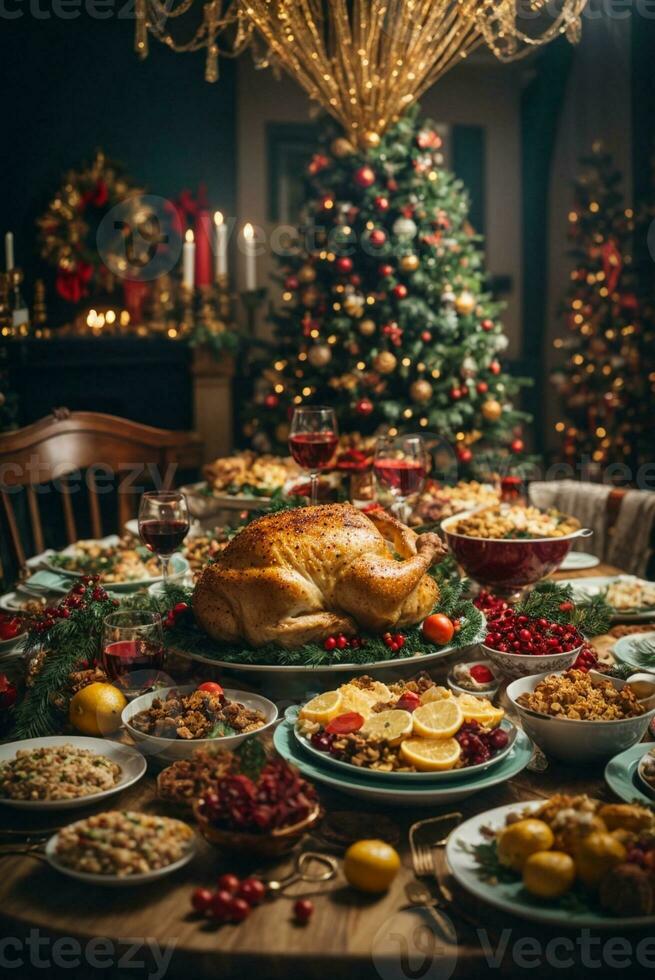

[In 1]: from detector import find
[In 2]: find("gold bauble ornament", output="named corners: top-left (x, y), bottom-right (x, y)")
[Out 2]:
top-left (481, 398), bottom-right (503, 422)
top-left (298, 263), bottom-right (317, 284)
top-left (301, 286), bottom-right (319, 307)
top-left (410, 379), bottom-right (433, 404)
top-left (362, 130), bottom-right (381, 149)
top-left (400, 254), bottom-right (420, 272)
top-left (343, 293), bottom-right (365, 318)
top-left (455, 290), bottom-right (476, 316)
top-left (359, 318), bottom-right (376, 336)
top-left (308, 344), bottom-right (332, 368)
top-left (331, 137), bottom-right (355, 158)
top-left (373, 351), bottom-right (398, 375)
top-left (275, 422), bottom-right (290, 442)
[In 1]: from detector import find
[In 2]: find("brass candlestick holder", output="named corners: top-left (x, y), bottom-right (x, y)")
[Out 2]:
top-left (239, 286), bottom-right (267, 338)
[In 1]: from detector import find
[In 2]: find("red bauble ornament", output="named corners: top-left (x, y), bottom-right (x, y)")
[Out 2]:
top-left (336, 256), bottom-right (354, 274)
top-left (476, 381), bottom-right (489, 394)
top-left (481, 319), bottom-right (494, 332)
top-left (284, 275), bottom-right (299, 290)
top-left (356, 397), bottom-right (374, 416)
top-left (379, 263), bottom-right (394, 277)
top-left (450, 387), bottom-right (462, 401)
top-left (510, 438), bottom-right (525, 454)
top-left (374, 195), bottom-right (390, 211)
top-left (387, 178), bottom-right (399, 192)
top-left (457, 447), bottom-right (473, 464)
top-left (354, 165), bottom-right (376, 188)
top-left (369, 229), bottom-right (387, 248)
top-left (489, 360), bottom-right (501, 376)
top-left (264, 394), bottom-right (279, 409)
top-left (393, 284), bottom-right (408, 299)
top-left (421, 330), bottom-right (431, 343)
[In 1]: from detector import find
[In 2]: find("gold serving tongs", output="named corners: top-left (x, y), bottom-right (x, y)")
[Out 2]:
top-left (264, 851), bottom-right (338, 896)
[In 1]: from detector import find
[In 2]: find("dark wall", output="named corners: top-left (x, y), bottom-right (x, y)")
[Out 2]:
top-left (1, 14), bottom-right (237, 287)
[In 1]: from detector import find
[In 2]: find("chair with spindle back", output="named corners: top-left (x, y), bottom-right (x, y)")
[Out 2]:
top-left (0, 409), bottom-right (203, 583)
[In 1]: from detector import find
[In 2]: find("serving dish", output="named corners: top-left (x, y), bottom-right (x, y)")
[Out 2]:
top-left (273, 719), bottom-right (532, 806)
top-left (507, 670), bottom-right (655, 762)
top-left (612, 631), bottom-right (655, 671)
top-left (560, 575), bottom-right (655, 623)
top-left (560, 551), bottom-right (600, 571)
top-left (605, 742), bottom-right (655, 805)
top-left (41, 536), bottom-right (189, 592)
top-left (446, 801), bottom-right (655, 928)
top-left (481, 641), bottom-right (581, 679)
top-left (0, 736), bottom-right (147, 811)
top-left (122, 685), bottom-right (278, 765)
top-left (441, 510), bottom-right (592, 595)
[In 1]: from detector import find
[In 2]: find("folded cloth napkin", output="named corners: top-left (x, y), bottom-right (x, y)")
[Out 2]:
top-left (528, 480), bottom-right (611, 557)
top-left (22, 569), bottom-right (73, 593)
top-left (607, 490), bottom-right (655, 578)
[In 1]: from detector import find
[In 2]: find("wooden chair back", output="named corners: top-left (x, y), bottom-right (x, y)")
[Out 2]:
top-left (0, 408), bottom-right (203, 576)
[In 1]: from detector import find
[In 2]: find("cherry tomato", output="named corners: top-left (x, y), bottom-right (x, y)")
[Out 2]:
top-left (216, 872), bottom-right (240, 894)
top-left (237, 877), bottom-right (267, 906)
top-left (395, 690), bottom-right (421, 712)
top-left (294, 898), bottom-right (314, 924)
top-left (422, 613), bottom-right (455, 646)
top-left (325, 712), bottom-right (365, 735)
top-left (209, 889), bottom-right (234, 921)
top-left (197, 682), bottom-right (224, 698)
top-left (191, 887), bottom-right (213, 914)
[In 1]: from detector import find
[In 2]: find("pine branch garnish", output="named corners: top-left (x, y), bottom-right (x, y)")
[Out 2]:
top-left (627, 636), bottom-right (655, 669)
top-left (516, 581), bottom-right (611, 637)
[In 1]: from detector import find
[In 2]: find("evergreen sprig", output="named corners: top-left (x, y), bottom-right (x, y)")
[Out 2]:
top-left (517, 580), bottom-right (611, 637)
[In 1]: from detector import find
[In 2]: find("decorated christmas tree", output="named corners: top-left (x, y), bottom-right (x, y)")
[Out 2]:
top-left (551, 144), bottom-right (655, 474)
top-left (245, 107), bottom-right (532, 477)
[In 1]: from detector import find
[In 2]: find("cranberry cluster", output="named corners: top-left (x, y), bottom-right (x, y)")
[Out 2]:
top-left (323, 633), bottom-right (364, 651)
top-left (382, 632), bottom-right (406, 652)
top-left (484, 610), bottom-right (582, 656)
top-left (199, 758), bottom-right (317, 834)
top-left (191, 873), bottom-right (313, 925)
top-left (473, 591), bottom-right (511, 619)
top-left (455, 721), bottom-right (509, 765)
top-left (33, 576), bottom-right (118, 633)
top-left (571, 643), bottom-right (599, 673)
top-left (164, 601), bottom-right (190, 629)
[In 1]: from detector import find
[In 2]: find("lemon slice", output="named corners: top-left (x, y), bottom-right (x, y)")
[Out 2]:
top-left (300, 690), bottom-right (343, 724)
top-left (419, 686), bottom-right (452, 705)
top-left (360, 709), bottom-right (413, 745)
top-left (412, 698), bottom-right (463, 738)
top-left (400, 737), bottom-right (462, 772)
top-left (456, 693), bottom-right (504, 726)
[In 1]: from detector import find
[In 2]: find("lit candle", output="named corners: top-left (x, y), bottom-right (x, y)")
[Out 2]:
top-left (243, 222), bottom-right (257, 291)
top-left (183, 229), bottom-right (195, 290)
top-left (214, 211), bottom-right (227, 279)
top-left (4, 232), bottom-right (14, 272)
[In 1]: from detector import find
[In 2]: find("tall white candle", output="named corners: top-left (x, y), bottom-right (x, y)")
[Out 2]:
top-left (243, 222), bottom-right (257, 291)
top-left (214, 211), bottom-right (227, 279)
top-left (183, 229), bottom-right (195, 290)
top-left (5, 232), bottom-right (14, 272)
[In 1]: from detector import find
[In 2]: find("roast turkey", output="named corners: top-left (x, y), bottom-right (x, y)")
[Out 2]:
top-left (193, 503), bottom-right (446, 649)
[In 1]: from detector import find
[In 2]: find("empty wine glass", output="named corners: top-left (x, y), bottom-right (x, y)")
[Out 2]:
top-left (373, 433), bottom-right (428, 523)
top-left (288, 406), bottom-right (338, 506)
top-left (138, 491), bottom-right (189, 586)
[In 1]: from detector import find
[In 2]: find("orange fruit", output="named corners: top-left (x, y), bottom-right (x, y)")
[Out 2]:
top-left (497, 819), bottom-right (554, 871)
top-left (69, 682), bottom-right (127, 736)
top-left (343, 839), bottom-right (401, 893)
top-left (523, 851), bottom-right (576, 899)
top-left (574, 832), bottom-right (626, 889)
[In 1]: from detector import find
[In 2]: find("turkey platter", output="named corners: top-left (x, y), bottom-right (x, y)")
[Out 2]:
top-left (193, 504), bottom-right (446, 649)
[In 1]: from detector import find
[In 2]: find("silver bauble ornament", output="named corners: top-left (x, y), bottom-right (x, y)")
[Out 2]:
top-left (392, 216), bottom-right (418, 240)
top-left (441, 288), bottom-right (456, 306)
top-left (460, 356), bottom-right (478, 379)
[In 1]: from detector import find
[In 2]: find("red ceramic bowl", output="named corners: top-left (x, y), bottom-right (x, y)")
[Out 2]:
top-left (441, 511), bottom-right (593, 595)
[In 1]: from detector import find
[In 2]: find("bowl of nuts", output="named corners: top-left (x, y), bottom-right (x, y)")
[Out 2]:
top-left (507, 669), bottom-right (655, 762)
top-left (442, 507), bottom-right (592, 596)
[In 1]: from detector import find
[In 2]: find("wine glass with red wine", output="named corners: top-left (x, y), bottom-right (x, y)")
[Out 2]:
top-left (288, 406), bottom-right (338, 506)
top-left (373, 434), bottom-right (428, 523)
top-left (138, 491), bottom-right (189, 586)
top-left (102, 610), bottom-right (165, 699)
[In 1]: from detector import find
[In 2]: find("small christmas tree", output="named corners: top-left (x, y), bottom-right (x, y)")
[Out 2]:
top-left (551, 144), bottom-right (655, 475)
top-left (245, 106), bottom-right (532, 477)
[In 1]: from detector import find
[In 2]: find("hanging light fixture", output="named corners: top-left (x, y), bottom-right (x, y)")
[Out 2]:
top-left (135, 0), bottom-right (588, 139)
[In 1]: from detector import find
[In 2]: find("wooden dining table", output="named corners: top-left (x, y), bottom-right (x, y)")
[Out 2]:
top-left (1, 563), bottom-right (654, 980)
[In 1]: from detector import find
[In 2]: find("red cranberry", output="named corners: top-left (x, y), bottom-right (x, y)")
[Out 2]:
top-left (228, 897), bottom-right (251, 923)
top-left (324, 636), bottom-right (337, 651)
top-left (209, 890), bottom-right (234, 921)
top-left (216, 873), bottom-right (240, 894)
top-left (237, 877), bottom-right (267, 906)
top-left (191, 887), bottom-right (213, 914)
top-left (294, 898), bottom-right (314, 924)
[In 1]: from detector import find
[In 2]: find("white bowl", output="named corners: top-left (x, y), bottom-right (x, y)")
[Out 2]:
top-left (507, 670), bottom-right (655, 763)
top-left (481, 642), bottom-right (580, 680)
top-left (447, 659), bottom-right (501, 698)
top-left (122, 684), bottom-right (278, 766)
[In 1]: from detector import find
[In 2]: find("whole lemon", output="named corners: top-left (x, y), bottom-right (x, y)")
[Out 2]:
top-left (523, 850), bottom-right (576, 899)
top-left (343, 839), bottom-right (401, 893)
top-left (497, 819), bottom-right (554, 872)
top-left (574, 832), bottom-right (626, 889)
top-left (69, 683), bottom-right (127, 736)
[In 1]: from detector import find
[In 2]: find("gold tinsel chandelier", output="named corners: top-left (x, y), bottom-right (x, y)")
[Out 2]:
top-left (135, 0), bottom-right (588, 141)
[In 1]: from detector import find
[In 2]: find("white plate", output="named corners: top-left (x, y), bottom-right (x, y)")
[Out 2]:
top-left (612, 631), bottom-right (655, 671)
top-left (447, 801), bottom-right (655, 928)
top-left (45, 821), bottom-right (195, 887)
top-left (40, 536), bottom-right (189, 592)
top-left (0, 736), bottom-right (147, 811)
top-left (559, 576), bottom-right (655, 622)
top-left (0, 592), bottom-right (43, 614)
top-left (122, 685), bottom-right (278, 765)
top-left (560, 552), bottom-right (600, 571)
top-left (292, 710), bottom-right (517, 783)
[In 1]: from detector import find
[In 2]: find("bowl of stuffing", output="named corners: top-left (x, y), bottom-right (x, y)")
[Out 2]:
top-left (507, 669), bottom-right (655, 762)
top-left (441, 506), bottom-right (591, 596)
top-left (122, 683), bottom-right (278, 765)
